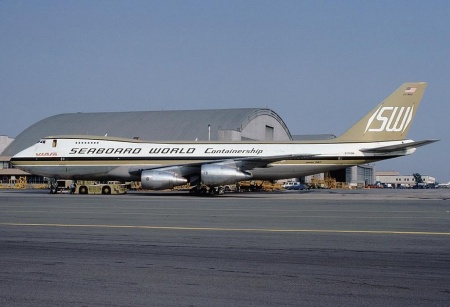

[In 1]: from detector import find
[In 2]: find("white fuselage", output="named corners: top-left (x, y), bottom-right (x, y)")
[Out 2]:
top-left (11, 136), bottom-right (413, 181)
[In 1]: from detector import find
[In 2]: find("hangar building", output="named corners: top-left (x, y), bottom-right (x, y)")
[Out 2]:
top-left (2, 108), bottom-right (291, 157)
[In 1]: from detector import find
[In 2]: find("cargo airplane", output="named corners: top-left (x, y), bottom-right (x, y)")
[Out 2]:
top-left (11, 82), bottom-right (437, 194)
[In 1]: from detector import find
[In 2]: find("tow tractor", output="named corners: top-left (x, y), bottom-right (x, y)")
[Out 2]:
top-left (49, 180), bottom-right (127, 195)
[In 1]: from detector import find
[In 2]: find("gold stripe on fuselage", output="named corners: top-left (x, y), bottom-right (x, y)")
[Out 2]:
top-left (12, 158), bottom-right (378, 167)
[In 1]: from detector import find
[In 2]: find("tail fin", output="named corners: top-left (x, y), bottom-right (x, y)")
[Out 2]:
top-left (336, 82), bottom-right (427, 142)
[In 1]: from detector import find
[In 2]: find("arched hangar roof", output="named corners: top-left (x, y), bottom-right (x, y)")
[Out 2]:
top-left (3, 108), bottom-right (292, 156)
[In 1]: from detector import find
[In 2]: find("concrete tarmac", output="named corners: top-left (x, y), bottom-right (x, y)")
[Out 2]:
top-left (0, 189), bottom-right (449, 306)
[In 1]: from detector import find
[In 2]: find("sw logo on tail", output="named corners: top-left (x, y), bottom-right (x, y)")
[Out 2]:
top-left (365, 106), bottom-right (413, 134)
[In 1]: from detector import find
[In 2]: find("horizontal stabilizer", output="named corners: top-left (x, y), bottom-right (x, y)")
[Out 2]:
top-left (361, 139), bottom-right (439, 153)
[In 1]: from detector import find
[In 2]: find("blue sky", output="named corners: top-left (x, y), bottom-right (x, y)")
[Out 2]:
top-left (1, 1), bottom-right (449, 181)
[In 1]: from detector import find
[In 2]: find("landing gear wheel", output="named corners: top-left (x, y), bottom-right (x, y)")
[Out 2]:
top-left (189, 187), bottom-right (198, 195)
top-left (200, 187), bottom-right (208, 195)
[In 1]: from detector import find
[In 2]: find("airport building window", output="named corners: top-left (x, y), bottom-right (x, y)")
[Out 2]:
top-left (1, 161), bottom-right (10, 169)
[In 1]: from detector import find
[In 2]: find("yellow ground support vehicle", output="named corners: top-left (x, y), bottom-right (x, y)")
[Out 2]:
top-left (76, 181), bottom-right (128, 195)
top-left (237, 180), bottom-right (283, 192)
top-left (49, 180), bottom-right (127, 194)
top-left (0, 176), bottom-right (27, 189)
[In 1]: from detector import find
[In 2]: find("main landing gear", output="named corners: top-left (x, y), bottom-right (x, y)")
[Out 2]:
top-left (189, 184), bottom-right (225, 196)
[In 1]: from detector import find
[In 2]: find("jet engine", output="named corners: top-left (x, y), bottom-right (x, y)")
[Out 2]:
top-left (141, 170), bottom-right (188, 190)
top-left (201, 164), bottom-right (252, 186)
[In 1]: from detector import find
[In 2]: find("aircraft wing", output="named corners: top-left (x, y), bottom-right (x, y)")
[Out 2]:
top-left (360, 139), bottom-right (439, 153)
top-left (218, 154), bottom-right (316, 170)
top-left (128, 154), bottom-right (315, 177)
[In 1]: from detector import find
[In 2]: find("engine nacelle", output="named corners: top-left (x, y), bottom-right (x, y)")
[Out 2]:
top-left (141, 170), bottom-right (187, 190)
top-left (201, 164), bottom-right (252, 186)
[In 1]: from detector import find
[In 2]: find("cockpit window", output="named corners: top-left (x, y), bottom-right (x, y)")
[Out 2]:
top-left (52, 140), bottom-right (57, 147)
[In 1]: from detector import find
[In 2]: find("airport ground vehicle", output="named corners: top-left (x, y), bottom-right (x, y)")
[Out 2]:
top-left (49, 180), bottom-right (74, 194)
top-left (284, 182), bottom-right (310, 190)
top-left (49, 180), bottom-right (127, 194)
top-left (76, 181), bottom-right (127, 194)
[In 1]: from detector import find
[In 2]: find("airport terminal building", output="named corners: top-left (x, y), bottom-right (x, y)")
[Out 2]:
top-left (0, 108), bottom-right (374, 186)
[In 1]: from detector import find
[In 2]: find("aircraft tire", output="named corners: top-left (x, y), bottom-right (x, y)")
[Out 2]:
top-left (200, 187), bottom-right (208, 195)
top-left (189, 187), bottom-right (199, 195)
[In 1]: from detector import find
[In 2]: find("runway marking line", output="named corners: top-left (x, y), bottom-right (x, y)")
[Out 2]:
top-left (1, 222), bottom-right (449, 236)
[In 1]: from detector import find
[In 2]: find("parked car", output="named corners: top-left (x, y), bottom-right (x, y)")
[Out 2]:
top-left (283, 182), bottom-right (310, 190)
